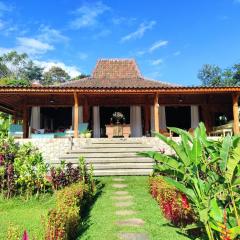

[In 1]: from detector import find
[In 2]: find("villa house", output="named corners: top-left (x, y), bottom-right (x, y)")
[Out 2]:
top-left (0, 59), bottom-right (240, 139)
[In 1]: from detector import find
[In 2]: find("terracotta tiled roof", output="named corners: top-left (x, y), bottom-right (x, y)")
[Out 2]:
top-left (61, 58), bottom-right (176, 89)
top-left (92, 59), bottom-right (141, 79)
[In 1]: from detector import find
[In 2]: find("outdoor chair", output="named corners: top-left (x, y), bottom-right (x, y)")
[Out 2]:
top-left (9, 124), bottom-right (23, 138)
top-left (65, 123), bottom-right (89, 137)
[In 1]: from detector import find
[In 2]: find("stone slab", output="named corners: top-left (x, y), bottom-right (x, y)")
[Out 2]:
top-left (112, 195), bottom-right (133, 200)
top-left (112, 184), bottom-right (128, 188)
top-left (114, 191), bottom-right (129, 195)
top-left (116, 218), bottom-right (145, 227)
top-left (114, 201), bottom-right (133, 207)
top-left (118, 232), bottom-right (149, 240)
top-left (115, 210), bottom-right (137, 216)
top-left (113, 178), bottom-right (125, 182)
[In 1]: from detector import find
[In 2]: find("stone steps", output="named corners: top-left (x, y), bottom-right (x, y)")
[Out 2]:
top-left (58, 157), bottom-right (153, 163)
top-left (59, 138), bottom-right (154, 176)
top-left (67, 148), bottom-right (152, 153)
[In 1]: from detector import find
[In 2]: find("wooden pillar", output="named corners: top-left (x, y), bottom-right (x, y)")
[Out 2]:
top-left (144, 103), bottom-right (150, 135)
top-left (154, 94), bottom-right (159, 133)
top-left (74, 92), bottom-right (79, 138)
top-left (232, 93), bottom-right (239, 135)
top-left (23, 107), bottom-right (29, 138)
top-left (83, 97), bottom-right (89, 122)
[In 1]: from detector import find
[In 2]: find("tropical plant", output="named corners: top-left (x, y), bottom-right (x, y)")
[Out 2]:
top-left (140, 123), bottom-right (240, 239)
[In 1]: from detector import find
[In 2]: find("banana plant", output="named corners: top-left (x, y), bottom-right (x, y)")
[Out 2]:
top-left (139, 123), bottom-right (240, 239)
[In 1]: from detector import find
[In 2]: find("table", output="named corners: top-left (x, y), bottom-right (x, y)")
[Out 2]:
top-left (105, 124), bottom-right (131, 138)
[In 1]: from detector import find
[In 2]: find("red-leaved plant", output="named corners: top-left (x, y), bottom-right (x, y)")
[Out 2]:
top-left (22, 230), bottom-right (29, 240)
top-left (149, 176), bottom-right (195, 227)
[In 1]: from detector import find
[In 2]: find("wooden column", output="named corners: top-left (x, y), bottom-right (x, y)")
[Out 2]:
top-left (232, 93), bottom-right (239, 135)
top-left (154, 94), bottom-right (159, 133)
top-left (144, 103), bottom-right (150, 135)
top-left (83, 97), bottom-right (89, 122)
top-left (74, 92), bottom-right (79, 138)
top-left (23, 107), bottom-right (29, 138)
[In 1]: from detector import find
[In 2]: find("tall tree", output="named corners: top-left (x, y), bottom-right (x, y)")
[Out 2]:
top-left (42, 66), bottom-right (70, 85)
top-left (71, 73), bottom-right (90, 80)
top-left (22, 60), bottom-right (43, 81)
top-left (198, 64), bottom-right (222, 86)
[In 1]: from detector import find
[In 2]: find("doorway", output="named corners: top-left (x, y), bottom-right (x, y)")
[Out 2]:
top-left (165, 106), bottom-right (191, 130)
top-left (100, 107), bottom-right (130, 137)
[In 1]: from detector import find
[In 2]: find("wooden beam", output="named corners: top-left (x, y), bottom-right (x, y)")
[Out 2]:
top-left (154, 94), bottom-right (159, 133)
top-left (232, 93), bottom-right (239, 135)
top-left (74, 92), bottom-right (79, 138)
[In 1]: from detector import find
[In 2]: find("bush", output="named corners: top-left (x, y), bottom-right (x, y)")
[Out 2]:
top-left (149, 176), bottom-right (195, 227)
top-left (44, 182), bottom-right (92, 240)
top-left (0, 138), bottom-right (50, 198)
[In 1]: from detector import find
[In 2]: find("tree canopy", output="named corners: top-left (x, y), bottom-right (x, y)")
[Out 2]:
top-left (0, 51), bottom-right (88, 86)
top-left (198, 63), bottom-right (240, 86)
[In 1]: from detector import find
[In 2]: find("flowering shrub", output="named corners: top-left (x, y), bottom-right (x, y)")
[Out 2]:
top-left (0, 137), bottom-right (50, 198)
top-left (44, 182), bottom-right (92, 240)
top-left (50, 157), bottom-right (94, 191)
top-left (149, 176), bottom-right (195, 227)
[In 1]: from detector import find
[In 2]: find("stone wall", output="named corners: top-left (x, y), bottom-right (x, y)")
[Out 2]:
top-left (15, 137), bottom-right (218, 164)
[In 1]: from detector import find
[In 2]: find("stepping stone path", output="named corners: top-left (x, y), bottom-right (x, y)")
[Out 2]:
top-left (112, 184), bottom-right (128, 189)
top-left (118, 233), bottom-right (149, 240)
top-left (114, 191), bottom-right (129, 195)
top-left (112, 178), bottom-right (149, 240)
top-left (115, 201), bottom-right (133, 207)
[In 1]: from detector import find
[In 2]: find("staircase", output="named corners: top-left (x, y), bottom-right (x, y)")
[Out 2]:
top-left (59, 138), bottom-right (154, 176)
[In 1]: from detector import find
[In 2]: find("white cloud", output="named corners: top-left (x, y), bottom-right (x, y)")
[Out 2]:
top-left (70, 1), bottom-right (110, 29)
top-left (38, 25), bottom-right (69, 43)
top-left (173, 51), bottom-right (181, 56)
top-left (0, 19), bottom-right (4, 29)
top-left (0, 1), bottom-right (11, 16)
top-left (149, 40), bottom-right (168, 53)
top-left (34, 60), bottom-right (81, 78)
top-left (93, 29), bottom-right (111, 39)
top-left (0, 47), bottom-right (14, 55)
top-left (78, 52), bottom-right (88, 60)
top-left (136, 40), bottom-right (168, 56)
top-left (151, 59), bottom-right (163, 66)
top-left (16, 37), bottom-right (54, 56)
top-left (121, 21), bottom-right (156, 42)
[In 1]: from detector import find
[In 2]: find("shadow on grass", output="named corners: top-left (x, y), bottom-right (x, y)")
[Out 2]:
top-left (77, 180), bottom-right (105, 238)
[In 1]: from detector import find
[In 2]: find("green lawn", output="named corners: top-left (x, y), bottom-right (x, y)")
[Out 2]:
top-left (0, 194), bottom-right (55, 239)
top-left (78, 176), bottom-right (191, 240)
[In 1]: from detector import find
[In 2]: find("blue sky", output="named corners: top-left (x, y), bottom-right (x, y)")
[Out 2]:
top-left (0, 0), bottom-right (240, 85)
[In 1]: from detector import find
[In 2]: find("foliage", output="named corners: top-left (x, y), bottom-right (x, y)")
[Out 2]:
top-left (0, 138), bottom-right (50, 198)
top-left (44, 182), bottom-right (92, 240)
top-left (198, 63), bottom-right (240, 86)
top-left (0, 51), bottom-right (85, 86)
top-left (50, 157), bottom-right (93, 191)
top-left (42, 66), bottom-right (70, 85)
top-left (140, 123), bottom-right (240, 239)
top-left (14, 143), bottom-right (49, 198)
top-left (0, 113), bottom-right (11, 138)
top-left (149, 176), bottom-right (195, 227)
top-left (6, 224), bottom-right (21, 240)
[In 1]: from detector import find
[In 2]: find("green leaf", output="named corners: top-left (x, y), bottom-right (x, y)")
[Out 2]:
top-left (229, 226), bottom-right (240, 239)
top-left (199, 208), bottom-right (209, 223)
top-left (225, 146), bottom-right (240, 183)
top-left (163, 176), bottom-right (197, 203)
top-left (220, 135), bottom-right (232, 171)
top-left (168, 127), bottom-right (193, 142)
top-left (155, 132), bottom-right (191, 166)
top-left (209, 198), bottom-right (223, 222)
top-left (190, 136), bottom-right (202, 165)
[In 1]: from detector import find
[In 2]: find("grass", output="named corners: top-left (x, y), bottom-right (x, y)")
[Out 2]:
top-left (78, 176), bottom-right (191, 240)
top-left (0, 194), bottom-right (55, 239)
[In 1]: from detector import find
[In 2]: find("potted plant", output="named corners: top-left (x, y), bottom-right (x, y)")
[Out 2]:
top-left (84, 129), bottom-right (92, 138)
